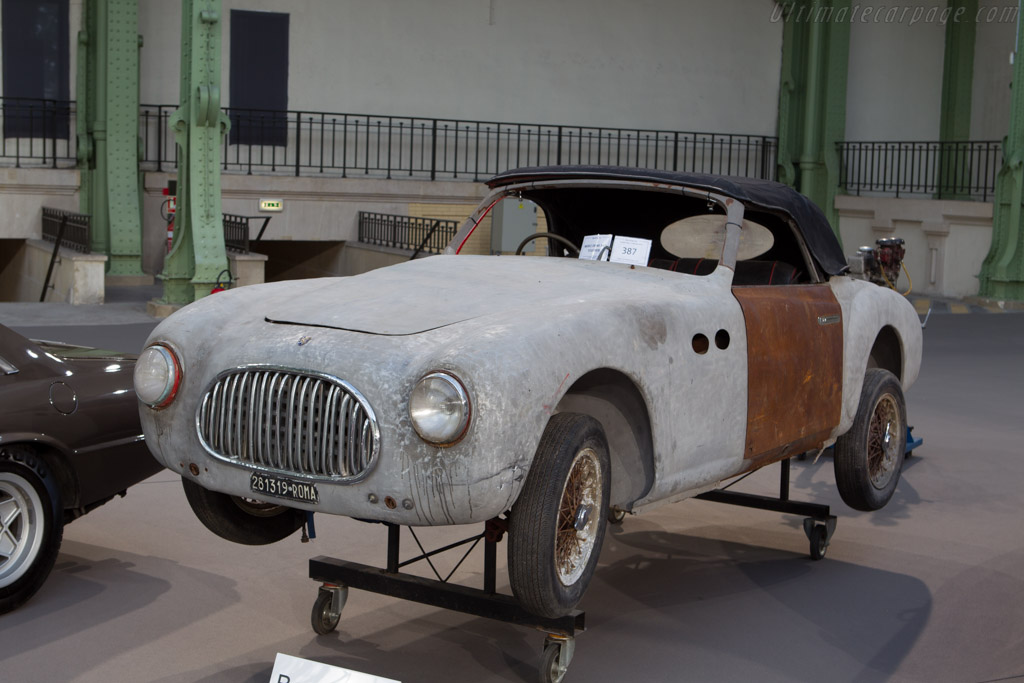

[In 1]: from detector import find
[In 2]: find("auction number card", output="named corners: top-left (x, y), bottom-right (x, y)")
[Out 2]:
top-left (269, 653), bottom-right (400, 682)
top-left (608, 236), bottom-right (652, 266)
top-left (579, 234), bottom-right (614, 260)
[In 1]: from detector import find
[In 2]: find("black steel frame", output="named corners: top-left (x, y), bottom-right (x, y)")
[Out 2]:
top-left (309, 519), bottom-right (584, 636)
top-left (695, 459), bottom-right (836, 528)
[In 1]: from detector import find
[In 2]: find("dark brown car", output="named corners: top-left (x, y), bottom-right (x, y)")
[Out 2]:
top-left (0, 324), bottom-right (163, 614)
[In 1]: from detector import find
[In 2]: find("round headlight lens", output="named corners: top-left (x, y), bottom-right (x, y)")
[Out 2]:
top-left (409, 372), bottom-right (470, 446)
top-left (134, 343), bottom-right (181, 408)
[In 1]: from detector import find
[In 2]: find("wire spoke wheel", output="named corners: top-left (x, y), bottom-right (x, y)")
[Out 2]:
top-left (835, 368), bottom-right (907, 511)
top-left (509, 413), bottom-right (610, 619)
top-left (867, 394), bottom-right (901, 489)
top-left (555, 448), bottom-right (601, 586)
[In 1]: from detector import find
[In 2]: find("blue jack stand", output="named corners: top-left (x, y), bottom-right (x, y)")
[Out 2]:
top-left (906, 425), bottom-right (923, 454)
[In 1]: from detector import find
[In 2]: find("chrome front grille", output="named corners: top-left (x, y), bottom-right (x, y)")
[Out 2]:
top-left (197, 368), bottom-right (378, 481)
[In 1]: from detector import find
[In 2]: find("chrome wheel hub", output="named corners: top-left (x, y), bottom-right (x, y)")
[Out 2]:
top-left (555, 447), bottom-right (602, 586)
top-left (868, 394), bottom-right (902, 489)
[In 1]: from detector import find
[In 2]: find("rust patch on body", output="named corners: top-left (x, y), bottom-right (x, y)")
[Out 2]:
top-left (733, 285), bottom-right (842, 463)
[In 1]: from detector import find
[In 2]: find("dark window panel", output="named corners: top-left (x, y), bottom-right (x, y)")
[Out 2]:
top-left (229, 10), bottom-right (289, 147)
top-left (2, 0), bottom-right (70, 139)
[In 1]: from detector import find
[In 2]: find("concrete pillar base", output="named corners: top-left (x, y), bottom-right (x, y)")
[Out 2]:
top-left (107, 274), bottom-right (155, 287)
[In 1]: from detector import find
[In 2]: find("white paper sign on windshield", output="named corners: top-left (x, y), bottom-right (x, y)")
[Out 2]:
top-left (609, 236), bottom-right (652, 266)
top-left (579, 234), bottom-right (614, 261)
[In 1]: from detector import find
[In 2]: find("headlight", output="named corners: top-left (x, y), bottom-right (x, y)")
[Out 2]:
top-left (409, 371), bottom-right (471, 446)
top-left (134, 343), bottom-right (182, 409)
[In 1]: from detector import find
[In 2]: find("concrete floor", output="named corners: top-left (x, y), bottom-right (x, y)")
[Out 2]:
top-left (1, 312), bottom-right (1022, 683)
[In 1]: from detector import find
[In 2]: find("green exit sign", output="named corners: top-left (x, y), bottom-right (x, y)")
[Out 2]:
top-left (259, 198), bottom-right (283, 212)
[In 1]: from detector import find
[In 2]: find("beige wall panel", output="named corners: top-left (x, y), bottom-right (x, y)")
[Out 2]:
top-left (139, 0), bottom-right (781, 135)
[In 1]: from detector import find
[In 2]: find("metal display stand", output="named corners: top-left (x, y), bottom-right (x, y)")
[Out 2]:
top-left (695, 426), bottom-right (923, 560)
top-left (695, 459), bottom-right (838, 560)
top-left (308, 429), bottom-right (923, 681)
top-left (308, 519), bottom-right (584, 683)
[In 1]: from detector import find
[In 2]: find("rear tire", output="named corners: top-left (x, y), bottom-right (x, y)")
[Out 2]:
top-left (509, 413), bottom-right (610, 619)
top-left (182, 477), bottom-right (304, 545)
top-left (834, 368), bottom-right (907, 511)
top-left (0, 448), bottom-right (64, 614)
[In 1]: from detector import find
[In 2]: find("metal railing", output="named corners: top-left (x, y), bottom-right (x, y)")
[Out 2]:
top-left (41, 207), bottom-right (91, 253)
top-left (837, 140), bottom-right (1003, 201)
top-left (140, 104), bottom-right (779, 182)
top-left (1, 97), bottom-right (77, 168)
top-left (221, 213), bottom-right (273, 253)
top-left (358, 211), bottom-right (458, 254)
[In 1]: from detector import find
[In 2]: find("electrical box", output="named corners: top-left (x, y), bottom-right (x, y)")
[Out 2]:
top-left (491, 198), bottom-right (538, 254)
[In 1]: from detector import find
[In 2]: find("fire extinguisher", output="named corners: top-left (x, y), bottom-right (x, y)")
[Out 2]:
top-left (210, 269), bottom-right (233, 294)
top-left (161, 180), bottom-right (177, 252)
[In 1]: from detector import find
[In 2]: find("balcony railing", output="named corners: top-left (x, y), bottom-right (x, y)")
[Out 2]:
top-left (41, 207), bottom-right (91, 253)
top-left (837, 140), bottom-right (1003, 201)
top-left (220, 214), bottom-right (273, 253)
top-left (0, 97), bottom-right (77, 168)
top-left (358, 211), bottom-right (458, 254)
top-left (140, 104), bottom-right (779, 182)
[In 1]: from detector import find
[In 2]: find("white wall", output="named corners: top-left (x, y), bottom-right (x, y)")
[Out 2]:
top-left (971, 7), bottom-right (1016, 141)
top-left (845, 0), bottom-right (946, 141)
top-left (138, 0), bottom-right (783, 135)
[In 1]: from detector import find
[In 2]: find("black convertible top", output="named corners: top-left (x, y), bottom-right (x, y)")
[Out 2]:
top-left (487, 166), bottom-right (848, 276)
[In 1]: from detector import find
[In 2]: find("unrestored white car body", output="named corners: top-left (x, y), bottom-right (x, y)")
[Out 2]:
top-left (137, 167), bottom-right (921, 528)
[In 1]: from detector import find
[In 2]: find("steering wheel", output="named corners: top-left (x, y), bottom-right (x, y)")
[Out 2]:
top-left (515, 232), bottom-right (581, 256)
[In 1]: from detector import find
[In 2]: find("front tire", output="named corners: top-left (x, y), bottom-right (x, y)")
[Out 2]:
top-left (509, 413), bottom-right (610, 619)
top-left (0, 449), bottom-right (64, 614)
top-left (834, 368), bottom-right (907, 511)
top-left (182, 477), bottom-right (304, 545)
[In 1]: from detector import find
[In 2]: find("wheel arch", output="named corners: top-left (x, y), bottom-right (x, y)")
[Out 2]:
top-left (553, 368), bottom-right (654, 509)
top-left (0, 435), bottom-right (80, 511)
top-left (867, 324), bottom-right (904, 382)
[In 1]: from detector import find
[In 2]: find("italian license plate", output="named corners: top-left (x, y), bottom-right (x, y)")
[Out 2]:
top-left (249, 472), bottom-right (320, 504)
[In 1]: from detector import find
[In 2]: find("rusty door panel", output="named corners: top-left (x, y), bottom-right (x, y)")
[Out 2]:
top-left (733, 285), bottom-right (842, 468)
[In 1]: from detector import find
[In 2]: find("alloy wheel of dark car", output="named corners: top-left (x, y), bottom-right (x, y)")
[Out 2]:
top-left (509, 413), bottom-right (610, 619)
top-left (0, 449), bottom-right (64, 615)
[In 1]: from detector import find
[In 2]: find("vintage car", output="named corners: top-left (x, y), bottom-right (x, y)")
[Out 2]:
top-left (0, 325), bottom-right (163, 614)
top-left (135, 166), bottom-right (921, 620)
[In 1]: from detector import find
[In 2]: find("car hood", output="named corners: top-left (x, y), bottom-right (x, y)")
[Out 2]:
top-left (263, 255), bottom-right (678, 335)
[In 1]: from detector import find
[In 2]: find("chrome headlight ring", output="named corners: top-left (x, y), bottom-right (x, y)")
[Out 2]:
top-left (409, 371), bottom-right (471, 447)
top-left (134, 342), bottom-right (182, 409)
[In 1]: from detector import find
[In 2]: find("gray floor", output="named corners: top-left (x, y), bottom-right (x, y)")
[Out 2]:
top-left (1, 311), bottom-right (1022, 682)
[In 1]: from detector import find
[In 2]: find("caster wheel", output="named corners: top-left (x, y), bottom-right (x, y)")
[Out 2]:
top-left (311, 590), bottom-right (341, 635)
top-left (539, 642), bottom-right (568, 683)
top-left (809, 524), bottom-right (828, 561)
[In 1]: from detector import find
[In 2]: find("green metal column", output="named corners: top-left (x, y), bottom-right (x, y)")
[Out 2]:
top-left (776, 0), bottom-right (851, 237)
top-left (76, 0), bottom-right (144, 277)
top-left (938, 0), bottom-right (977, 198)
top-left (158, 0), bottom-right (229, 305)
top-left (980, 13), bottom-right (1024, 300)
